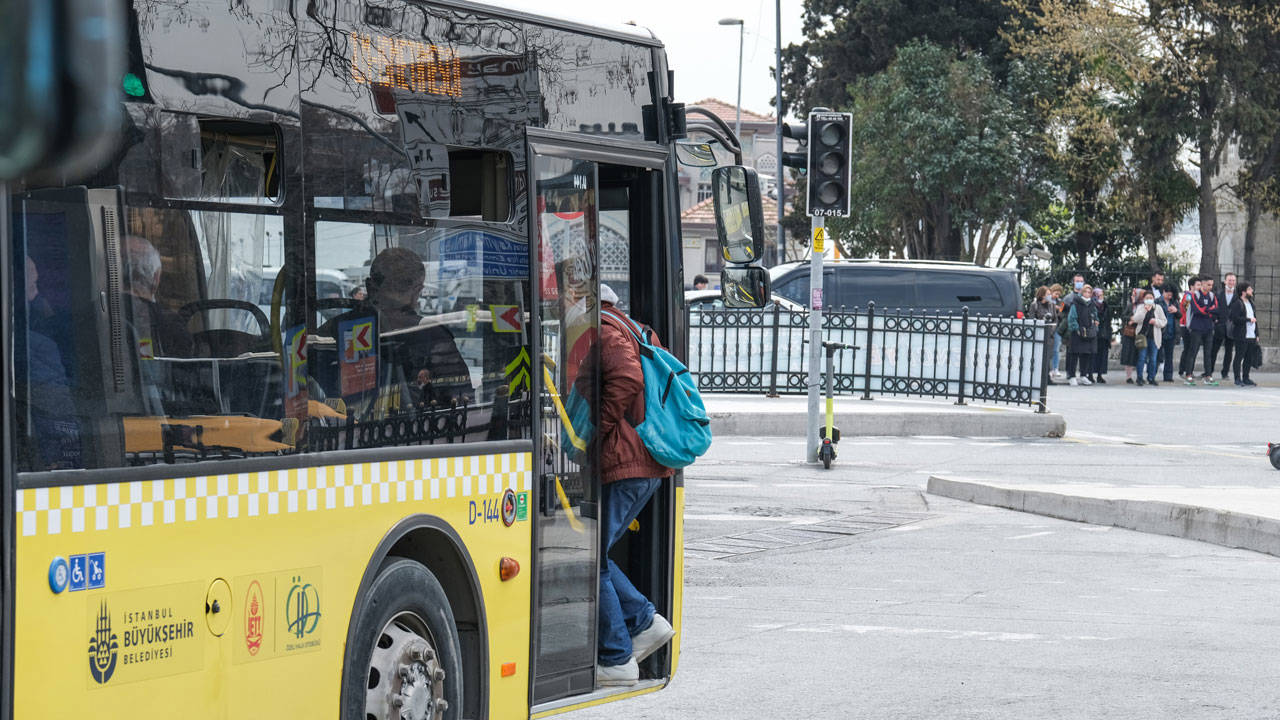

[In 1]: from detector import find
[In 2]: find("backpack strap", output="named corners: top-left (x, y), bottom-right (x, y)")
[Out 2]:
top-left (601, 309), bottom-right (650, 347)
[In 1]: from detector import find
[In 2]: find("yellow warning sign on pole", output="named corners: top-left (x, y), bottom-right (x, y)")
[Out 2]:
top-left (812, 226), bottom-right (826, 253)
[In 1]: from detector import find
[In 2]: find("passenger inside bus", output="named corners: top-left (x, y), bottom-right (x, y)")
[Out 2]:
top-left (318, 246), bottom-right (472, 409)
top-left (20, 255), bottom-right (81, 470)
top-left (124, 235), bottom-right (193, 359)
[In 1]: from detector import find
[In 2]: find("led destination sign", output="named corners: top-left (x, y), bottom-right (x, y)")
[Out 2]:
top-left (351, 32), bottom-right (462, 98)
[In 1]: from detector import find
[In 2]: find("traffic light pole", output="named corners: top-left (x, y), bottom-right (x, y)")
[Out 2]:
top-left (805, 214), bottom-right (825, 463)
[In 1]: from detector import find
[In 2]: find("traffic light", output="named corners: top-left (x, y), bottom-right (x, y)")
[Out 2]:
top-left (805, 111), bottom-right (851, 217)
top-left (780, 122), bottom-right (808, 170)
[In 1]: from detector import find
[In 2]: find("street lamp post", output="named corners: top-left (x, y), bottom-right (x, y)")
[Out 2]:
top-left (774, 0), bottom-right (784, 265)
top-left (718, 18), bottom-right (744, 143)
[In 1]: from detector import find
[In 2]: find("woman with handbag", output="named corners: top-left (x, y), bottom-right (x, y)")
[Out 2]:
top-left (1132, 290), bottom-right (1167, 386)
top-left (1119, 287), bottom-right (1143, 383)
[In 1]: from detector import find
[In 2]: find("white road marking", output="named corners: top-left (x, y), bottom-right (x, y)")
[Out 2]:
top-left (776, 624), bottom-right (1118, 642)
top-left (1006, 531), bottom-right (1055, 540)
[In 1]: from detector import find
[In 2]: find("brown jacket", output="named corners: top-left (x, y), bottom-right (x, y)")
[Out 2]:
top-left (599, 303), bottom-right (675, 484)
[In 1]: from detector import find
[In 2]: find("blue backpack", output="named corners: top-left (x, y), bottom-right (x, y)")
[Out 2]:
top-left (602, 309), bottom-right (712, 468)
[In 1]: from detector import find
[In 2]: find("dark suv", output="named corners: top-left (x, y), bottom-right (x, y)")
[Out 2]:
top-left (770, 260), bottom-right (1022, 317)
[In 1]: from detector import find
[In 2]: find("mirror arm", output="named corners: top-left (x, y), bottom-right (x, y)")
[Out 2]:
top-left (685, 122), bottom-right (744, 165)
top-left (685, 106), bottom-right (745, 162)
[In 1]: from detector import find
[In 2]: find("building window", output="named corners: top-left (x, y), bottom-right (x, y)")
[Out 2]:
top-left (696, 182), bottom-right (713, 203)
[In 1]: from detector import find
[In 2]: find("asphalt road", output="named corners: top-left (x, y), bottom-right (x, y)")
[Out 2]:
top-left (575, 377), bottom-right (1280, 719)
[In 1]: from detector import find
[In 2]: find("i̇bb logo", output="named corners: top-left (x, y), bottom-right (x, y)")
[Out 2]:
top-left (244, 581), bottom-right (264, 656)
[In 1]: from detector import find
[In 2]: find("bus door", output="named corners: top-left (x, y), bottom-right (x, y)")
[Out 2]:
top-left (528, 133), bottom-right (673, 707)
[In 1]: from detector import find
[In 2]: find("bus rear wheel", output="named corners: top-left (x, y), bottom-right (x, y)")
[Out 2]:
top-left (343, 558), bottom-right (462, 720)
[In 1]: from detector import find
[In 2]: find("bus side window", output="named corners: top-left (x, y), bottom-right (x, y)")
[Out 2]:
top-left (119, 206), bottom-right (292, 462)
top-left (308, 220), bottom-right (531, 450)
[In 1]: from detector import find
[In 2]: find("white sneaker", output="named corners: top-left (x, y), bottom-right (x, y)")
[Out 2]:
top-left (1077, 376), bottom-right (1092, 385)
top-left (1068, 377), bottom-right (1079, 386)
top-left (631, 614), bottom-right (675, 663)
top-left (596, 657), bottom-right (639, 687)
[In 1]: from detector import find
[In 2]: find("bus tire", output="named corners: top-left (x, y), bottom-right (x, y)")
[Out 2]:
top-left (342, 558), bottom-right (463, 720)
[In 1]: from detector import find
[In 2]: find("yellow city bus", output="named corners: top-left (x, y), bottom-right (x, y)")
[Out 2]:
top-left (0, 2), bottom-right (762, 718)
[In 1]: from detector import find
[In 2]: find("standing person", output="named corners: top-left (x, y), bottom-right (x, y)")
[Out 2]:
top-left (1185, 276), bottom-right (1219, 385)
top-left (1066, 284), bottom-right (1098, 386)
top-left (1229, 281), bottom-right (1259, 386)
top-left (595, 284), bottom-right (676, 686)
top-left (1159, 287), bottom-right (1181, 382)
top-left (1049, 283), bottom-right (1065, 378)
top-left (1212, 272), bottom-right (1238, 379)
top-left (1032, 286), bottom-right (1059, 385)
top-left (1132, 290), bottom-right (1167, 386)
top-left (1177, 276), bottom-right (1200, 380)
top-left (1119, 287), bottom-right (1143, 384)
top-left (1088, 286), bottom-right (1112, 383)
top-left (1148, 269), bottom-right (1165, 296)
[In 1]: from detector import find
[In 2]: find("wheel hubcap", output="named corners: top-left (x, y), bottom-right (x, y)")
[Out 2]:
top-left (366, 612), bottom-right (448, 720)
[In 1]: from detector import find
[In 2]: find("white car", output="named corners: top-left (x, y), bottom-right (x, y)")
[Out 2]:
top-left (684, 289), bottom-right (804, 312)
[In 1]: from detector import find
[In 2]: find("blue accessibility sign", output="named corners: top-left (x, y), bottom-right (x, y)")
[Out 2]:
top-left (69, 554), bottom-right (87, 591)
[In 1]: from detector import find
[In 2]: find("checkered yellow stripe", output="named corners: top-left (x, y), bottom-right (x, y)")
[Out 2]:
top-left (15, 452), bottom-right (532, 537)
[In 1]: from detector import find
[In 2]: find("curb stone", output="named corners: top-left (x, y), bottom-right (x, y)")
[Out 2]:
top-left (926, 476), bottom-right (1280, 558)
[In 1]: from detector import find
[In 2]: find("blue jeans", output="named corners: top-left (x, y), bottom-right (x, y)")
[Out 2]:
top-left (1137, 342), bottom-right (1158, 381)
top-left (1052, 333), bottom-right (1062, 371)
top-left (597, 477), bottom-right (661, 666)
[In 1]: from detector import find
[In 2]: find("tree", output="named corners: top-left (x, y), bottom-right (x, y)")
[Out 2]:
top-left (1006, 0), bottom-right (1206, 271)
top-left (1228, 2), bottom-right (1280, 279)
top-left (1013, 0), bottom-right (1280, 277)
top-left (780, 0), bottom-right (1016, 115)
top-left (819, 42), bottom-right (1041, 262)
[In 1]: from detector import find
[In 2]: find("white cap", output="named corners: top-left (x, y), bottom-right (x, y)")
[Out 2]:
top-left (600, 284), bottom-right (619, 305)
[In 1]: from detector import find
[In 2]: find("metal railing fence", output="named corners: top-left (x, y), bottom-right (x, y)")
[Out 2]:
top-left (688, 303), bottom-right (1052, 412)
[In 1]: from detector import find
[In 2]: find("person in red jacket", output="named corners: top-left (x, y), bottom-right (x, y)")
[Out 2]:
top-left (594, 284), bottom-right (676, 687)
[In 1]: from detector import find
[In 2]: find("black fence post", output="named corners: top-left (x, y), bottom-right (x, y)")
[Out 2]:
top-left (955, 306), bottom-right (970, 406)
top-left (861, 301), bottom-right (875, 401)
top-left (1037, 319), bottom-right (1051, 414)
top-left (767, 302), bottom-right (781, 397)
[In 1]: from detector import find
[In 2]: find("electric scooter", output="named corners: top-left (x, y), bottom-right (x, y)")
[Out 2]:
top-left (817, 341), bottom-right (858, 469)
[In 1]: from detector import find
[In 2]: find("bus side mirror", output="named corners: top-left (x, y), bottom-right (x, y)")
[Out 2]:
top-left (712, 165), bottom-right (765, 264)
top-left (675, 140), bottom-right (717, 168)
top-left (0, 0), bottom-right (126, 179)
top-left (721, 267), bottom-right (770, 309)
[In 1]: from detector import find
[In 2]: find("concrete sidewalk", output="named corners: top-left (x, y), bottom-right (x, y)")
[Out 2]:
top-left (928, 476), bottom-right (1280, 558)
top-left (705, 393), bottom-right (1065, 438)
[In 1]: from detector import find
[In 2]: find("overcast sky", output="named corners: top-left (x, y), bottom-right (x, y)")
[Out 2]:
top-left (521, 0), bottom-right (808, 118)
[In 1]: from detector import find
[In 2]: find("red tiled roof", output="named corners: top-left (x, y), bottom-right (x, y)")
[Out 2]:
top-left (680, 194), bottom-right (778, 228)
top-left (688, 98), bottom-right (775, 126)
